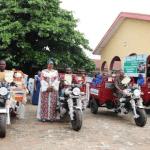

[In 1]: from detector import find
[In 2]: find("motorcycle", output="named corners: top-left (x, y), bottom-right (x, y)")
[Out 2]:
top-left (57, 80), bottom-right (85, 131)
top-left (0, 71), bottom-right (27, 138)
top-left (89, 76), bottom-right (147, 127)
top-left (0, 81), bottom-right (11, 138)
top-left (114, 83), bottom-right (147, 127)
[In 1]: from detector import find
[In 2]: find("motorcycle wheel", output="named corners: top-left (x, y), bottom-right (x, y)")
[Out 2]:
top-left (134, 108), bottom-right (147, 127)
top-left (90, 98), bottom-right (98, 114)
top-left (71, 109), bottom-right (82, 131)
top-left (0, 114), bottom-right (7, 138)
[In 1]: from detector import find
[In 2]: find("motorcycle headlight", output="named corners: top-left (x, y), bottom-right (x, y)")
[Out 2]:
top-left (0, 87), bottom-right (8, 96)
top-left (73, 87), bottom-right (80, 96)
top-left (134, 89), bottom-right (141, 97)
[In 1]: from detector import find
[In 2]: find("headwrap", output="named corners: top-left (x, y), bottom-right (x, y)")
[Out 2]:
top-left (96, 74), bottom-right (102, 83)
top-left (38, 70), bottom-right (41, 73)
top-left (47, 58), bottom-right (55, 64)
top-left (137, 74), bottom-right (144, 86)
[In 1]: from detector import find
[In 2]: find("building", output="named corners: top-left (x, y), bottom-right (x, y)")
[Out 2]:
top-left (93, 12), bottom-right (150, 78)
top-left (90, 59), bottom-right (101, 75)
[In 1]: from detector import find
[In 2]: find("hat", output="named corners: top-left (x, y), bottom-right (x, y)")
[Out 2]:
top-left (47, 58), bottom-right (55, 64)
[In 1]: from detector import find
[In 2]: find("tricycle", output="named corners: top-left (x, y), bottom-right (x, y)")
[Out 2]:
top-left (0, 70), bottom-right (27, 138)
top-left (141, 77), bottom-right (150, 106)
top-left (57, 73), bottom-right (89, 131)
top-left (89, 76), bottom-right (147, 127)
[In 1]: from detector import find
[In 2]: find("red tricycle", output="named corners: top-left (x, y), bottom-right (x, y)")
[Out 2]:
top-left (89, 76), bottom-right (147, 127)
top-left (141, 77), bottom-right (150, 106)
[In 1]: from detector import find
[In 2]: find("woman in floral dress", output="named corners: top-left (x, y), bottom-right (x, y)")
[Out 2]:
top-left (37, 58), bottom-right (59, 123)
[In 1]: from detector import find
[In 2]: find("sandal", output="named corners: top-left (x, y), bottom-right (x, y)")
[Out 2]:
top-left (42, 118), bottom-right (45, 122)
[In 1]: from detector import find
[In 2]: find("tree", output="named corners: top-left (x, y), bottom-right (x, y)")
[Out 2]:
top-left (0, 0), bottom-right (96, 74)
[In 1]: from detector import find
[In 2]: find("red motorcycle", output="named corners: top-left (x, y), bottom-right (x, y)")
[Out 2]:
top-left (89, 76), bottom-right (147, 127)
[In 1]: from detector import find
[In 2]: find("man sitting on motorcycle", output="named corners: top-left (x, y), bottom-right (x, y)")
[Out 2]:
top-left (114, 70), bottom-right (126, 109)
top-left (59, 67), bottom-right (79, 96)
top-left (56, 67), bottom-right (79, 116)
top-left (0, 60), bottom-right (18, 115)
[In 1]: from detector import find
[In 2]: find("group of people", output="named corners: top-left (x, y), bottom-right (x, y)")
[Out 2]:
top-left (0, 58), bottom-right (81, 123)
top-left (92, 71), bottom-right (145, 87)
top-left (0, 58), bottom-right (146, 123)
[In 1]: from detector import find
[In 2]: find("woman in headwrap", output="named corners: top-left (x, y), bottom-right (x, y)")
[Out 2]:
top-left (37, 58), bottom-right (59, 123)
top-left (96, 74), bottom-right (103, 86)
top-left (137, 74), bottom-right (145, 86)
top-left (32, 71), bottom-right (41, 105)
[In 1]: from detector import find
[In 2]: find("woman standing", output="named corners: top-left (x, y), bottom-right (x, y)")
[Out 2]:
top-left (37, 58), bottom-right (59, 123)
top-left (32, 71), bottom-right (41, 105)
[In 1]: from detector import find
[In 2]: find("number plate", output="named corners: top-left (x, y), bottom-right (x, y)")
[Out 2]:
top-left (90, 88), bottom-right (99, 95)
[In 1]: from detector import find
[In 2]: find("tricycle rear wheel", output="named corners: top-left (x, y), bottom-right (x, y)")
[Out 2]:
top-left (90, 98), bottom-right (98, 114)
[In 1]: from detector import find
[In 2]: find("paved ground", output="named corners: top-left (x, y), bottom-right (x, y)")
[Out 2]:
top-left (1, 95), bottom-right (150, 150)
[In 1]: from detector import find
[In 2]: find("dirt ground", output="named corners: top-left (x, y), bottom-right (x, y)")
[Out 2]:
top-left (1, 95), bottom-right (150, 150)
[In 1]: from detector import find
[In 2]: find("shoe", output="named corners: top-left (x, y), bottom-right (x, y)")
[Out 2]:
top-left (42, 118), bottom-right (45, 122)
top-left (50, 119), bottom-right (53, 123)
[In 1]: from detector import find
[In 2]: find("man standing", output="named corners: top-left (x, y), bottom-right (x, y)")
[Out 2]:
top-left (0, 60), bottom-right (7, 81)
top-left (114, 70), bottom-right (126, 108)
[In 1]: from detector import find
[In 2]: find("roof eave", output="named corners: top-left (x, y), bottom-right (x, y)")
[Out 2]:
top-left (93, 12), bottom-right (150, 55)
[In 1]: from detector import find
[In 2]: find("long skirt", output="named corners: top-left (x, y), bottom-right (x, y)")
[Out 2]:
top-left (37, 89), bottom-right (57, 120)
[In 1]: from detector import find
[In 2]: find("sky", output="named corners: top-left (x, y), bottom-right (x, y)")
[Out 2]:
top-left (60, 0), bottom-right (150, 60)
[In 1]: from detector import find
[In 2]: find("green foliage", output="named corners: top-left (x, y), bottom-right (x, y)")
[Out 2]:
top-left (0, 0), bottom-right (96, 72)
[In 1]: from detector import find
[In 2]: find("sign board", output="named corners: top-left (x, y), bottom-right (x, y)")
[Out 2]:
top-left (90, 88), bottom-right (99, 95)
top-left (64, 74), bottom-right (72, 85)
top-left (123, 54), bottom-right (147, 77)
top-left (5, 71), bottom-right (14, 83)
